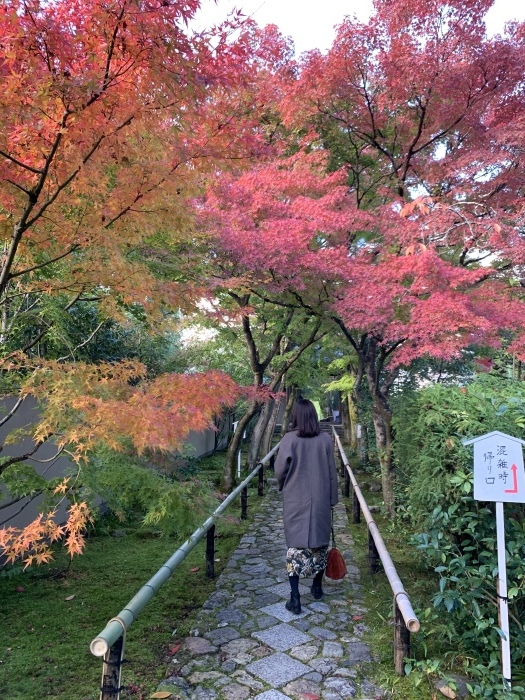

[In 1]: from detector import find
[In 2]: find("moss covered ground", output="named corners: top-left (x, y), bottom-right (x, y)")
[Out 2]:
top-left (0, 453), bottom-right (257, 700)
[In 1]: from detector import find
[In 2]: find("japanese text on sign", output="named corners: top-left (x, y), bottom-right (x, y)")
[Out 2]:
top-left (470, 432), bottom-right (525, 503)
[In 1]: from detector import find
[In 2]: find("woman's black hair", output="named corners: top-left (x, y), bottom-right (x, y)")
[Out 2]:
top-left (290, 398), bottom-right (320, 438)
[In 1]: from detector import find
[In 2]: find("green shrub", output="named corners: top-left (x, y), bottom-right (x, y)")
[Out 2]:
top-left (80, 443), bottom-right (216, 535)
top-left (394, 375), bottom-right (525, 523)
top-left (394, 375), bottom-right (525, 697)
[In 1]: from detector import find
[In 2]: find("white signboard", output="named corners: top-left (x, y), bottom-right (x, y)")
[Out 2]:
top-left (463, 430), bottom-right (525, 689)
top-left (465, 431), bottom-right (525, 503)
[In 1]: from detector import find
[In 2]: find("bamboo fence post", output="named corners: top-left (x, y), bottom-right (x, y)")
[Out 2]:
top-left (258, 463), bottom-right (264, 496)
top-left (206, 525), bottom-right (215, 579)
top-left (241, 486), bottom-right (248, 520)
top-left (368, 528), bottom-right (380, 573)
top-left (100, 634), bottom-right (125, 700)
top-left (352, 487), bottom-right (361, 524)
top-left (394, 596), bottom-right (411, 675)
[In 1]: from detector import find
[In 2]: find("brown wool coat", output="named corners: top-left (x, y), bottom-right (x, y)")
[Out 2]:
top-left (275, 430), bottom-right (339, 549)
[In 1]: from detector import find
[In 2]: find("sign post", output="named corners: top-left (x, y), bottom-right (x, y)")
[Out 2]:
top-left (463, 430), bottom-right (525, 690)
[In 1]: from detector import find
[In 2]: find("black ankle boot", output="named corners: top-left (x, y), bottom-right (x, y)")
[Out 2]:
top-left (310, 581), bottom-right (323, 599)
top-left (285, 592), bottom-right (301, 614)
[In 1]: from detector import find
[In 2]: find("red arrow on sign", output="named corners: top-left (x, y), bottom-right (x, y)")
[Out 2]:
top-left (504, 464), bottom-right (519, 494)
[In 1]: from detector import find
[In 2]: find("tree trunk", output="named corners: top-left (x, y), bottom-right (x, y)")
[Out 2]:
top-left (362, 339), bottom-right (396, 517)
top-left (341, 397), bottom-right (350, 443)
top-left (247, 399), bottom-right (274, 469)
top-left (261, 378), bottom-right (286, 456)
top-left (280, 385), bottom-right (297, 435)
top-left (370, 400), bottom-right (395, 517)
top-left (333, 322), bottom-right (395, 515)
top-left (222, 401), bottom-right (259, 492)
top-left (347, 393), bottom-right (359, 451)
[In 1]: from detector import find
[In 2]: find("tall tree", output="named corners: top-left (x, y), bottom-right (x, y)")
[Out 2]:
top-left (0, 0), bottom-right (263, 564)
top-left (199, 149), bottom-right (365, 488)
top-left (272, 0), bottom-right (525, 514)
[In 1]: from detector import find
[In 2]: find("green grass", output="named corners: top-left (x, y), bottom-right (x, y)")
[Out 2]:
top-left (0, 455), bottom-right (261, 700)
top-left (341, 455), bottom-right (453, 699)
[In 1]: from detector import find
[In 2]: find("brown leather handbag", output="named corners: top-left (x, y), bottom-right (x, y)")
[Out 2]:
top-left (325, 518), bottom-right (347, 580)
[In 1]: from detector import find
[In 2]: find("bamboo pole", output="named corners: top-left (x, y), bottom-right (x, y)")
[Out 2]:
top-left (90, 442), bottom-right (281, 659)
top-left (332, 429), bottom-right (420, 636)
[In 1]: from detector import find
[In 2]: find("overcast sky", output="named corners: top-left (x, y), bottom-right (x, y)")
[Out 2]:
top-left (192, 0), bottom-right (525, 56)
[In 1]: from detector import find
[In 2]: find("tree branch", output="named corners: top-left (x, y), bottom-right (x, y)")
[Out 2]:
top-left (0, 149), bottom-right (43, 175)
top-left (9, 245), bottom-right (81, 280)
top-left (0, 396), bottom-right (24, 428)
top-left (0, 436), bottom-right (53, 475)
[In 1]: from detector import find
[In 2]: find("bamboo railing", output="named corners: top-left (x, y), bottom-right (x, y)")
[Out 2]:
top-left (90, 442), bottom-right (280, 700)
top-left (332, 428), bottom-right (420, 674)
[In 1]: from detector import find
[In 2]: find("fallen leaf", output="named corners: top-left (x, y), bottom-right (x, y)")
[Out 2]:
top-left (301, 694), bottom-right (320, 700)
top-left (214, 558), bottom-right (221, 562)
top-left (169, 643), bottom-right (181, 655)
top-left (65, 595), bottom-right (75, 601)
top-left (352, 615), bottom-right (364, 620)
top-left (189, 567), bottom-right (200, 573)
top-left (15, 586), bottom-right (24, 593)
top-left (150, 693), bottom-right (173, 699)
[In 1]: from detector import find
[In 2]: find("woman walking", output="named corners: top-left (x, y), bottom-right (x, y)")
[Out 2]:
top-left (275, 399), bottom-right (339, 614)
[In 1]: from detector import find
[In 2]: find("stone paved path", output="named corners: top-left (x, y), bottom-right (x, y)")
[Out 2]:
top-left (156, 479), bottom-right (385, 700)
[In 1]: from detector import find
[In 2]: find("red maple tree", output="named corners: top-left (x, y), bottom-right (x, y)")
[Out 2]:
top-left (260, 0), bottom-right (525, 514)
top-left (201, 0), bottom-right (525, 514)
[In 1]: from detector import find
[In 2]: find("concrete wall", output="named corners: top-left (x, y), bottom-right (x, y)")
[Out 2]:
top-left (0, 396), bottom-right (73, 530)
top-left (0, 396), bottom-right (230, 530)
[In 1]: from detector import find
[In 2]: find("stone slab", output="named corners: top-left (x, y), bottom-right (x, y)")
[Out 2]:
top-left (324, 676), bottom-right (357, 697)
top-left (307, 658), bottom-right (339, 676)
top-left (188, 671), bottom-right (225, 684)
top-left (282, 678), bottom-right (322, 698)
top-left (221, 682), bottom-right (251, 700)
top-left (246, 652), bottom-right (311, 687)
top-left (252, 622), bottom-right (312, 652)
top-left (308, 601), bottom-right (331, 614)
top-left (256, 614), bottom-right (280, 629)
top-left (323, 641), bottom-right (344, 658)
top-left (266, 582), bottom-right (310, 598)
top-left (217, 607), bottom-right (247, 624)
top-left (260, 602), bottom-right (310, 622)
top-left (231, 669), bottom-right (266, 690)
top-left (289, 643), bottom-right (319, 662)
top-left (204, 627), bottom-right (241, 645)
top-left (220, 639), bottom-right (259, 657)
top-left (346, 642), bottom-right (372, 664)
top-left (183, 637), bottom-right (218, 655)
top-left (252, 593), bottom-right (283, 606)
top-left (309, 626), bottom-right (337, 640)
top-left (253, 692), bottom-right (292, 700)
